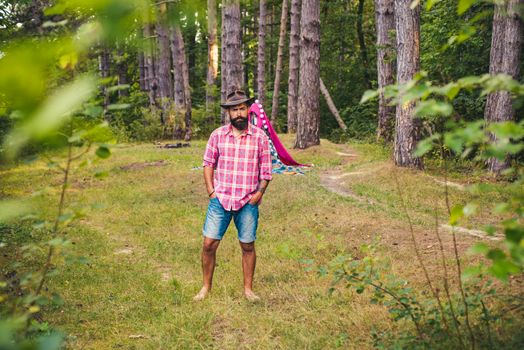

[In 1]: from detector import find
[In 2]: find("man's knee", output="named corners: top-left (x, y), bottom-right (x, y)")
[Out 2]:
top-left (240, 242), bottom-right (255, 254)
top-left (203, 238), bottom-right (219, 255)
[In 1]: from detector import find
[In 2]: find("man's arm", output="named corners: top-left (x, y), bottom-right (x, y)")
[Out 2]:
top-left (204, 166), bottom-right (216, 198)
top-left (249, 180), bottom-right (269, 205)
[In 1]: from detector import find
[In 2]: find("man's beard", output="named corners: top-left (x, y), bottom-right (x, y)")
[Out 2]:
top-left (231, 117), bottom-right (248, 130)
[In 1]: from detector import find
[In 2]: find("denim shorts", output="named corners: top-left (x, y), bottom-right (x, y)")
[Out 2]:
top-left (202, 197), bottom-right (259, 243)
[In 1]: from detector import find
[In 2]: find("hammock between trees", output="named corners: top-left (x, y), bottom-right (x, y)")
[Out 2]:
top-left (249, 101), bottom-right (310, 174)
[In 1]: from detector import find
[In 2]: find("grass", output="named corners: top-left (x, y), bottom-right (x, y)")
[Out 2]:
top-left (1, 135), bottom-right (521, 349)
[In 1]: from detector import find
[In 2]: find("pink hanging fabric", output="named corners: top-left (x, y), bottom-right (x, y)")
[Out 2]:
top-left (248, 102), bottom-right (307, 167)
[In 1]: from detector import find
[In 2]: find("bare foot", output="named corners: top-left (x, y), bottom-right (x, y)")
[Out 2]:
top-left (244, 289), bottom-right (260, 302)
top-left (193, 287), bottom-right (209, 301)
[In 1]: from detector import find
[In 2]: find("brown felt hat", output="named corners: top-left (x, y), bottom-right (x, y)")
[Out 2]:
top-left (220, 89), bottom-right (254, 108)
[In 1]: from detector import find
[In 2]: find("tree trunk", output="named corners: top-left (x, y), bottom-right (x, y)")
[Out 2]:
top-left (206, 0), bottom-right (219, 123)
top-left (222, 0), bottom-right (243, 123)
top-left (287, 0), bottom-right (301, 133)
top-left (98, 46), bottom-right (110, 116)
top-left (171, 24), bottom-right (186, 140)
top-left (393, 0), bottom-right (422, 169)
top-left (357, 0), bottom-right (372, 89)
top-left (138, 52), bottom-right (147, 91)
top-left (171, 25), bottom-right (193, 141)
top-left (257, 0), bottom-right (267, 105)
top-left (221, 4), bottom-right (227, 124)
top-left (320, 78), bottom-right (347, 131)
top-left (143, 23), bottom-right (159, 109)
top-left (375, 0), bottom-right (395, 142)
top-left (116, 47), bottom-right (128, 97)
top-left (156, 3), bottom-right (173, 119)
top-left (294, 0), bottom-right (320, 149)
top-left (270, 0), bottom-right (289, 123)
top-left (485, 0), bottom-right (523, 174)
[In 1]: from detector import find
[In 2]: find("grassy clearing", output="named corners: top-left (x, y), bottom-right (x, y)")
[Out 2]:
top-left (1, 135), bottom-right (521, 349)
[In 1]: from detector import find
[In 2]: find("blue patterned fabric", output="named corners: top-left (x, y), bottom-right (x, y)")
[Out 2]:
top-left (250, 113), bottom-right (305, 175)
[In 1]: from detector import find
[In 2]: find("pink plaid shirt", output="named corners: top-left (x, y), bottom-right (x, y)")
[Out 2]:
top-left (203, 123), bottom-right (272, 211)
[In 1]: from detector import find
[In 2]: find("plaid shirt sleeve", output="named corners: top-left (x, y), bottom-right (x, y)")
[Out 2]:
top-left (203, 132), bottom-right (219, 167)
top-left (259, 133), bottom-right (272, 181)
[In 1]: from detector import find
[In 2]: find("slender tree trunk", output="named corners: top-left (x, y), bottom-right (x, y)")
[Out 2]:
top-left (171, 24), bottom-right (186, 140)
top-left (375, 0), bottom-right (396, 142)
top-left (139, 52), bottom-right (147, 91)
top-left (156, 3), bottom-right (173, 119)
top-left (116, 47), bottom-right (128, 97)
top-left (485, 0), bottom-right (523, 174)
top-left (221, 4), bottom-right (227, 124)
top-left (187, 13), bottom-right (197, 87)
top-left (357, 0), bottom-right (372, 88)
top-left (143, 23), bottom-right (159, 109)
top-left (98, 47), bottom-right (110, 116)
top-left (257, 0), bottom-right (267, 105)
top-left (207, 0), bottom-right (219, 123)
top-left (393, 0), bottom-right (423, 169)
top-left (320, 78), bottom-right (347, 131)
top-left (270, 0), bottom-right (289, 122)
top-left (172, 25), bottom-right (193, 141)
top-left (223, 0), bottom-right (243, 93)
top-left (294, 0), bottom-right (320, 149)
top-left (287, 0), bottom-right (301, 133)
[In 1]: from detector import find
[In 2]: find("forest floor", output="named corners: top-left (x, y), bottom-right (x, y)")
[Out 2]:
top-left (1, 135), bottom-right (521, 349)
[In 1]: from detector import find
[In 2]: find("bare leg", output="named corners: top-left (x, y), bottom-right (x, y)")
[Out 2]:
top-left (194, 237), bottom-right (220, 301)
top-left (240, 241), bottom-right (260, 301)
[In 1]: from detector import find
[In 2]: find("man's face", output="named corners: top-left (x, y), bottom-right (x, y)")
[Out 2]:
top-left (228, 103), bottom-right (249, 130)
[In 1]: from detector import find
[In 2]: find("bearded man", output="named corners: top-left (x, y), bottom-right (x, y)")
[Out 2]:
top-left (193, 90), bottom-right (272, 302)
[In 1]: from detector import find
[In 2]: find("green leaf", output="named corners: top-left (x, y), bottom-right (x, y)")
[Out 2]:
top-left (488, 121), bottom-right (524, 140)
top-left (449, 205), bottom-right (464, 225)
top-left (95, 146), bottom-right (111, 159)
top-left (457, 0), bottom-right (476, 15)
top-left (414, 134), bottom-right (440, 157)
top-left (443, 133), bottom-right (464, 154)
top-left (425, 0), bottom-right (441, 10)
top-left (3, 75), bottom-right (96, 159)
top-left (462, 265), bottom-right (482, 279)
top-left (360, 89), bottom-right (380, 104)
top-left (493, 203), bottom-right (509, 214)
top-left (94, 171), bottom-right (109, 178)
top-left (415, 100), bottom-right (453, 117)
top-left (107, 103), bottom-right (131, 110)
top-left (463, 203), bottom-right (478, 217)
top-left (468, 243), bottom-right (489, 255)
top-left (106, 84), bottom-right (130, 93)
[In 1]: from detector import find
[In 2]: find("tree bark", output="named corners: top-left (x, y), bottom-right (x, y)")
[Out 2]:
top-left (206, 0), bottom-right (219, 123)
top-left (393, 0), bottom-right (423, 169)
top-left (294, 0), bottom-right (320, 149)
top-left (138, 52), bottom-right (147, 91)
top-left (98, 46), bottom-right (110, 115)
top-left (357, 0), bottom-right (372, 89)
top-left (257, 0), bottom-right (267, 105)
top-left (221, 3), bottom-right (227, 124)
top-left (171, 24), bottom-right (186, 140)
top-left (171, 25), bottom-right (193, 141)
top-left (320, 78), bottom-right (347, 131)
top-left (287, 0), bottom-right (301, 133)
top-left (116, 46), bottom-right (128, 97)
top-left (156, 3), bottom-right (173, 117)
top-left (223, 0), bottom-right (243, 93)
top-left (484, 0), bottom-right (523, 174)
top-left (143, 23), bottom-right (159, 109)
top-left (270, 0), bottom-right (289, 122)
top-left (375, 0), bottom-right (395, 142)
